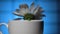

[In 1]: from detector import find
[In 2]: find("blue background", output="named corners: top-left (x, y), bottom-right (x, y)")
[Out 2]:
top-left (0, 0), bottom-right (59, 34)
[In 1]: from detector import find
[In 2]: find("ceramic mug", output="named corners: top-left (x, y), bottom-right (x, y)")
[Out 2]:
top-left (0, 20), bottom-right (44, 34)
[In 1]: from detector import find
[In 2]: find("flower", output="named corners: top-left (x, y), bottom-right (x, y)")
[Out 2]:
top-left (13, 2), bottom-right (45, 20)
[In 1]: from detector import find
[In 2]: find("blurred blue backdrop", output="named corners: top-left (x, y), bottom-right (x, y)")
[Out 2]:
top-left (0, 0), bottom-right (58, 34)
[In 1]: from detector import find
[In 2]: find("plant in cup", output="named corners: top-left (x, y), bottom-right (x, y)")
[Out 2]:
top-left (13, 2), bottom-right (45, 20)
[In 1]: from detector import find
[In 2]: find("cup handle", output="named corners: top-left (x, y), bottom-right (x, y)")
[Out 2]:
top-left (0, 23), bottom-right (8, 34)
top-left (0, 23), bottom-right (8, 28)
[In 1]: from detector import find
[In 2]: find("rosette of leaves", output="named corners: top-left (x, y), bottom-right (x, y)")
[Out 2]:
top-left (13, 2), bottom-right (45, 20)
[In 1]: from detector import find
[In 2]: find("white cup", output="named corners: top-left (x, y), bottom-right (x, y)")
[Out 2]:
top-left (0, 20), bottom-right (44, 34)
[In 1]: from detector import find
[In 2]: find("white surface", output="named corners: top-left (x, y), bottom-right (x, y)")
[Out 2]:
top-left (8, 20), bottom-right (43, 34)
top-left (0, 31), bottom-right (2, 34)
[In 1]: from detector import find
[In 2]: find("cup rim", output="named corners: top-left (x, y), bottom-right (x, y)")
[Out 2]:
top-left (9, 20), bottom-right (43, 22)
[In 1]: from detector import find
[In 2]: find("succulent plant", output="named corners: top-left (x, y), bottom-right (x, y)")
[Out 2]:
top-left (13, 2), bottom-right (45, 20)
